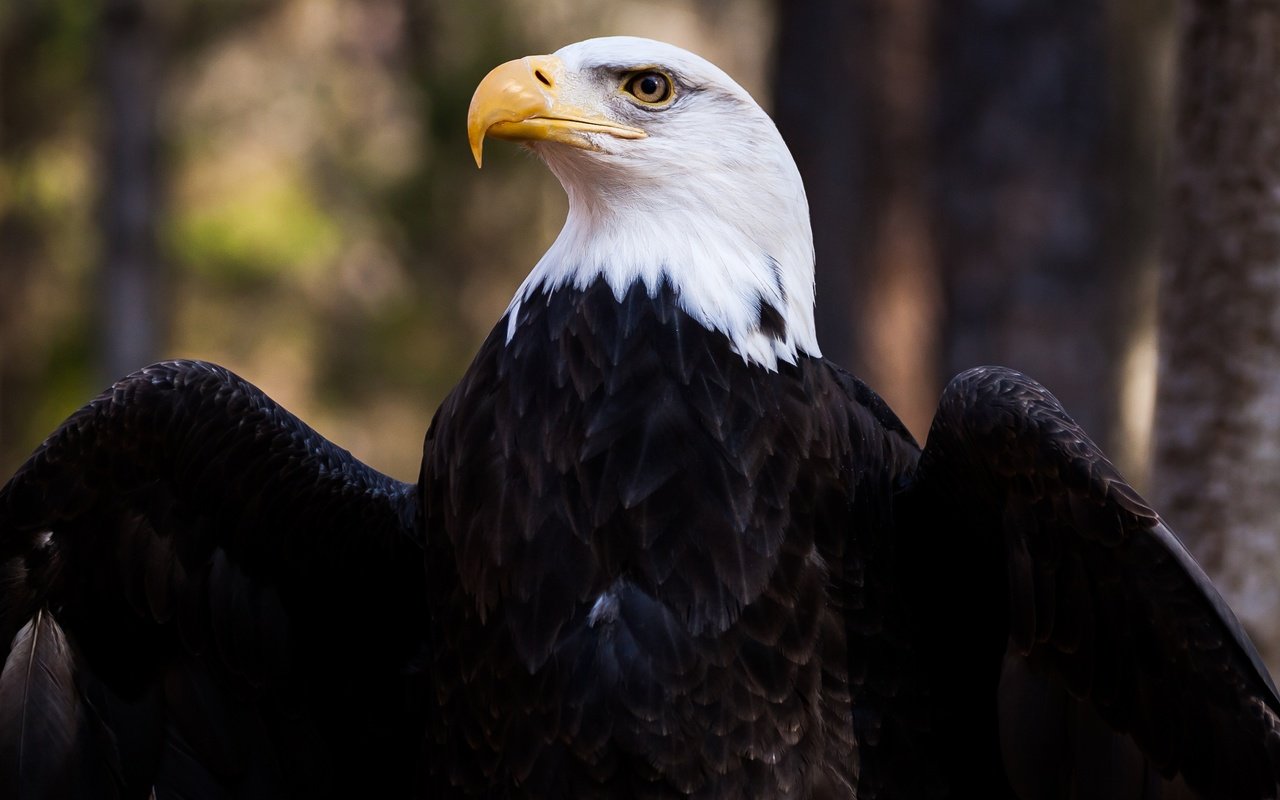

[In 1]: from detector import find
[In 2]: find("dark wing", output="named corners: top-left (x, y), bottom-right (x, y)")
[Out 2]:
top-left (903, 365), bottom-right (1280, 799)
top-left (0, 360), bottom-right (427, 799)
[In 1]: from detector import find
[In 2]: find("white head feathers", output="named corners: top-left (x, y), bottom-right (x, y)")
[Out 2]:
top-left (502, 36), bottom-right (820, 369)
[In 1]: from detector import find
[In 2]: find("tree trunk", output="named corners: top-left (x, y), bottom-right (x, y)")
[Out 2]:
top-left (98, 0), bottom-right (164, 382)
top-left (1152, 0), bottom-right (1280, 673)
top-left (930, 0), bottom-right (1150, 466)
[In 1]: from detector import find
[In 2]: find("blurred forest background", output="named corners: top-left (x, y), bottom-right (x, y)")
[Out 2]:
top-left (3, 1), bottom-right (1280, 667)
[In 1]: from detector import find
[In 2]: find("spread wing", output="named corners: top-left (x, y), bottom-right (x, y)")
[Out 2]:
top-left (0, 360), bottom-right (427, 799)
top-left (906, 365), bottom-right (1280, 799)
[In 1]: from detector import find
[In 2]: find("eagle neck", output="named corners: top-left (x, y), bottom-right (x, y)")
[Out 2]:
top-left (504, 171), bottom-right (820, 371)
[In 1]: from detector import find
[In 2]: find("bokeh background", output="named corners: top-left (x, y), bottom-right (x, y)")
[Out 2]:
top-left (3, 1), bottom-right (1278, 668)
top-left (0, 0), bottom-right (785, 483)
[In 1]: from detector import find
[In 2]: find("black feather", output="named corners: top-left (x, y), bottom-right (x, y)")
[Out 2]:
top-left (0, 609), bottom-right (79, 797)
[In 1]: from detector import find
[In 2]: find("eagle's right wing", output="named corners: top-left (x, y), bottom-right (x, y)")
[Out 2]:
top-left (0, 360), bottom-right (427, 798)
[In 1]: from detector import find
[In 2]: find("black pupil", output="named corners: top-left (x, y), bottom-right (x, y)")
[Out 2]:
top-left (639, 74), bottom-right (662, 98)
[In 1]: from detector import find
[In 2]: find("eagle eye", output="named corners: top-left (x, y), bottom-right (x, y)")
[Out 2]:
top-left (623, 71), bottom-right (674, 105)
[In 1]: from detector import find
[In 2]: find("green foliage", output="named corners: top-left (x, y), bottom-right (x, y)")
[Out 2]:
top-left (170, 168), bottom-right (340, 286)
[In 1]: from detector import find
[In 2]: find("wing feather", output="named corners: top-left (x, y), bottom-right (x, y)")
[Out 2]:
top-left (0, 609), bottom-right (79, 797)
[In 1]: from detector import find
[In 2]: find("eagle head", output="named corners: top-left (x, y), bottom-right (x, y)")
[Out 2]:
top-left (468, 36), bottom-right (819, 369)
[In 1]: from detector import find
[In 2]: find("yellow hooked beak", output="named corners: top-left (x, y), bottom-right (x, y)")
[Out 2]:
top-left (467, 55), bottom-right (647, 167)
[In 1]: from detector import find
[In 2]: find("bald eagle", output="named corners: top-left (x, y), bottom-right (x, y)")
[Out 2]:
top-left (0, 36), bottom-right (1277, 799)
